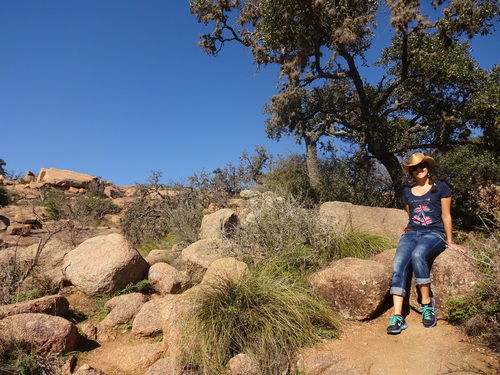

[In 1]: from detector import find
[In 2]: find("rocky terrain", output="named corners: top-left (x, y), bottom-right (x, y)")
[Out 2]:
top-left (0, 168), bottom-right (498, 374)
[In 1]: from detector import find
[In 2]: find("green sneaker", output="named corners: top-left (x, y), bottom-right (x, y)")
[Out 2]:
top-left (387, 315), bottom-right (408, 334)
top-left (419, 298), bottom-right (437, 328)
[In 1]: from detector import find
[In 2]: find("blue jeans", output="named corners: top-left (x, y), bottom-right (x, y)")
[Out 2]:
top-left (390, 230), bottom-right (446, 297)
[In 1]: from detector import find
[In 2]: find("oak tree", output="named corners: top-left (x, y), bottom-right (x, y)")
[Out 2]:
top-left (190, 0), bottom-right (499, 202)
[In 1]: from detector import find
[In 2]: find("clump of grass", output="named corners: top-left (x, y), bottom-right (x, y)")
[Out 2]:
top-left (116, 279), bottom-right (154, 295)
top-left (181, 264), bottom-right (339, 374)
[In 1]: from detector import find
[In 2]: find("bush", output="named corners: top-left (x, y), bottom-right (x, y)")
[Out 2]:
top-left (438, 143), bottom-right (500, 230)
top-left (181, 265), bottom-right (339, 374)
top-left (262, 152), bottom-right (393, 207)
top-left (445, 231), bottom-right (499, 353)
top-left (229, 193), bottom-right (394, 274)
top-left (121, 172), bottom-right (204, 246)
top-left (0, 186), bottom-right (9, 207)
top-left (72, 195), bottom-right (121, 223)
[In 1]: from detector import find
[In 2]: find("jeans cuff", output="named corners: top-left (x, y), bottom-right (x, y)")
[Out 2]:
top-left (390, 286), bottom-right (406, 297)
top-left (415, 277), bottom-right (431, 285)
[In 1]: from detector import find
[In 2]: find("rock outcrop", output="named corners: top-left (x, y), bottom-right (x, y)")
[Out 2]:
top-left (37, 168), bottom-right (98, 189)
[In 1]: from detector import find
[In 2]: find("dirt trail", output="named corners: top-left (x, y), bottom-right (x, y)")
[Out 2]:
top-left (76, 306), bottom-right (499, 375)
top-left (300, 309), bottom-right (499, 375)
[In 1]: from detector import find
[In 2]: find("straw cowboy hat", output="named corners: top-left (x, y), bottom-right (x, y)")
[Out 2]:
top-left (403, 153), bottom-right (436, 172)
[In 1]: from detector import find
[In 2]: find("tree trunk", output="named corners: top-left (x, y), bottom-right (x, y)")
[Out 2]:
top-left (305, 137), bottom-right (321, 189)
top-left (367, 144), bottom-right (407, 207)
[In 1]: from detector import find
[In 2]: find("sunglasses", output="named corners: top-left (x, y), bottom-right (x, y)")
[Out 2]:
top-left (409, 163), bottom-right (429, 172)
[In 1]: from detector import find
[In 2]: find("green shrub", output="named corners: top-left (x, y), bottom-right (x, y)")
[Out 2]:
top-left (73, 195), bottom-right (121, 224)
top-left (37, 188), bottom-right (66, 221)
top-left (117, 279), bottom-right (154, 295)
top-left (181, 264), bottom-right (339, 374)
top-left (262, 152), bottom-right (393, 207)
top-left (0, 185), bottom-right (9, 207)
top-left (438, 144), bottom-right (500, 230)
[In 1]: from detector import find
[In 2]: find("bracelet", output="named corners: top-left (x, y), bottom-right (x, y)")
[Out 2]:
top-left (446, 241), bottom-right (455, 248)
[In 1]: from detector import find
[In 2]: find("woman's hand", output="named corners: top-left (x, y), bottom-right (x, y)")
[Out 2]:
top-left (448, 242), bottom-right (466, 254)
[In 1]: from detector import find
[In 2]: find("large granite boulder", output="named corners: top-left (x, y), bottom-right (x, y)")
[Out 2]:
top-left (62, 233), bottom-right (149, 296)
top-left (199, 208), bottom-right (238, 240)
top-left (372, 248), bottom-right (483, 316)
top-left (148, 262), bottom-right (187, 295)
top-left (100, 292), bottom-right (148, 327)
top-left (319, 201), bottom-right (408, 242)
top-left (37, 168), bottom-right (98, 189)
top-left (0, 295), bottom-right (70, 319)
top-left (0, 313), bottom-right (80, 355)
top-left (309, 257), bottom-right (390, 320)
top-left (181, 238), bottom-right (230, 283)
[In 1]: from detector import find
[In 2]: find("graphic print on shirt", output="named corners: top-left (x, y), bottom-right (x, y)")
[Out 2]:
top-left (410, 199), bottom-right (433, 226)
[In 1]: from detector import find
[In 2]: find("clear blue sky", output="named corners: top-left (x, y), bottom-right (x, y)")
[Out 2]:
top-left (1, 1), bottom-right (498, 185)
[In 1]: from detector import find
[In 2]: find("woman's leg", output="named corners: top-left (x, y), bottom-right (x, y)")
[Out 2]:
top-left (392, 295), bottom-right (404, 315)
top-left (411, 232), bottom-right (446, 328)
top-left (411, 232), bottom-right (446, 291)
top-left (390, 232), bottom-right (417, 299)
top-left (388, 232), bottom-right (417, 334)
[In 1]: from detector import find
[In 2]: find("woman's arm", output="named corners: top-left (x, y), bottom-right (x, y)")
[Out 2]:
top-left (441, 196), bottom-right (466, 254)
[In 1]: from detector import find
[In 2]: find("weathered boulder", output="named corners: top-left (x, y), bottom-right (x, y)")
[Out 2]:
top-left (24, 238), bottom-right (73, 285)
top-left (37, 167), bottom-right (98, 188)
top-left (309, 257), bottom-right (390, 320)
top-left (427, 250), bottom-right (482, 313)
top-left (181, 238), bottom-right (231, 283)
top-left (132, 296), bottom-right (174, 337)
top-left (199, 208), bottom-right (238, 239)
top-left (371, 248), bottom-right (483, 317)
top-left (24, 170), bottom-right (36, 182)
top-left (6, 224), bottom-right (31, 235)
top-left (201, 257), bottom-right (248, 287)
top-left (145, 249), bottom-right (170, 265)
top-left (100, 292), bottom-right (148, 327)
top-left (103, 185), bottom-right (123, 198)
top-left (319, 201), bottom-right (407, 242)
top-left (0, 215), bottom-right (9, 230)
top-left (62, 233), bottom-right (149, 296)
top-left (145, 358), bottom-right (172, 375)
top-left (161, 285), bottom-right (210, 372)
top-left (0, 313), bottom-right (80, 355)
top-left (227, 353), bottom-right (259, 375)
top-left (73, 364), bottom-right (108, 375)
top-left (88, 342), bottom-right (163, 374)
top-left (14, 212), bottom-right (41, 226)
top-left (0, 295), bottom-right (70, 319)
top-left (148, 262), bottom-right (187, 295)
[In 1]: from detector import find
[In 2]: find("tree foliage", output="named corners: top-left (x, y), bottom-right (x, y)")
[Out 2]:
top-left (0, 159), bottom-right (6, 176)
top-left (190, 0), bottom-right (499, 204)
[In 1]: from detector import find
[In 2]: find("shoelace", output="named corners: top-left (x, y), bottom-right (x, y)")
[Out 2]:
top-left (419, 305), bottom-right (436, 320)
top-left (389, 315), bottom-right (404, 326)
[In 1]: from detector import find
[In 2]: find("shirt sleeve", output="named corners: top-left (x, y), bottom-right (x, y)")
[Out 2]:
top-left (439, 182), bottom-right (451, 198)
top-left (402, 187), bottom-right (409, 205)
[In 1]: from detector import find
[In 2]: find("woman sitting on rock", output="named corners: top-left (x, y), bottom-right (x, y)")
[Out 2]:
top-left (387, 153), bottom-right (465, 335)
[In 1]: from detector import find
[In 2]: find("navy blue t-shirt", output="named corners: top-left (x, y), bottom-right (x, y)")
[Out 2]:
top-left (402, 181), bottom-right (451, 232)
